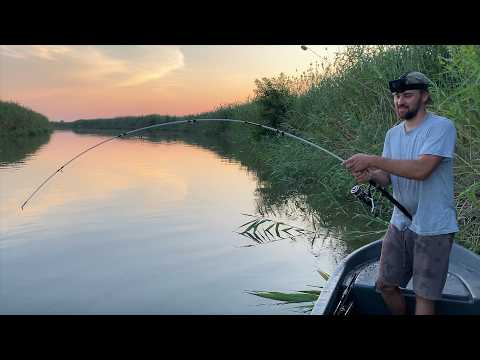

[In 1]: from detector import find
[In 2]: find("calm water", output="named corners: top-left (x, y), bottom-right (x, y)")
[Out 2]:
top-left (0, 130), bottom-right (347, 314)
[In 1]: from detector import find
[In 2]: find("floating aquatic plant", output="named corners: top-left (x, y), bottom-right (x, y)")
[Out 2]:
top-left (247, 271), bottom-right (330, 314)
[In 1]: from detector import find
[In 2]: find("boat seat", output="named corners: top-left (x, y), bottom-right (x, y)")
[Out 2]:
top-left (353, 261), bottom-right (472, 302)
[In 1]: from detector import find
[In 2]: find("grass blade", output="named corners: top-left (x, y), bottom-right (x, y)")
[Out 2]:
top-left (317, 270), bottom-right (330, 281)
top-left (247, 291), bottom-right (318, 303)
top-left (238, 218), bottom-right (259, 229)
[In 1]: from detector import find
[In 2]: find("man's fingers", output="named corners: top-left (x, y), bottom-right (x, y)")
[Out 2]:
top-left (343, 156), bottom-right (356, 165)
top-left (355, 175), bottom-right (368, 183)
top-left (353, 169), bottom-right (370, 183)
top-left (344, 159), bottom-right (355, 169)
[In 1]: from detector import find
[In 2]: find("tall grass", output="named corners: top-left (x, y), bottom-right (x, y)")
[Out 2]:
top-left (435, 46), bottom-right (480, 251)
top-left (204, 45), bottom-right (480, 253)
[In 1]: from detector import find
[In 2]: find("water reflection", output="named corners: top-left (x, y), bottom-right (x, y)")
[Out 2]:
top-left (0, 132), bottom-right (51, 166)
top-left (1, 128), bottom-right (385, 314)
top-left (135, 127), bottom-right (385, 254)
top-left (2, 128), bottom-right (384, 257)
top-left (68, 126), bottom-right (385, 255)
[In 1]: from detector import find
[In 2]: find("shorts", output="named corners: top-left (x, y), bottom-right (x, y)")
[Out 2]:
top-left (375, 224), bottom-right (454, 301)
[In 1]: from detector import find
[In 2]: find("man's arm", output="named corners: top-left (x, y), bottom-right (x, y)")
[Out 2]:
top-left (345, 154), bottom-right (443, 181)
top-left (369, 155), bottom-right (443, 181)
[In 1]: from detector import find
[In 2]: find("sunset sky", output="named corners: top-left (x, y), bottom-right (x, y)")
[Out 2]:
top-left (1, 45), bottom-right (344, 122)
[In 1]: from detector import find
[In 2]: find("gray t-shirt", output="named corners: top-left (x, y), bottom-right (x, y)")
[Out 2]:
top-left (382, 112), bottom-right (459, 235)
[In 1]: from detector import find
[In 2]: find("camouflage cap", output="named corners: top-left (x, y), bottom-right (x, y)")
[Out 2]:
top-left (401, 71), bottom-right (432, 85)
top-left (389, 71), bottom-right (432, 93)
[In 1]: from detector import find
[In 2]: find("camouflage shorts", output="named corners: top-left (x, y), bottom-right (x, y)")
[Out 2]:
top-left (376, 224), bottom-right (454, 301)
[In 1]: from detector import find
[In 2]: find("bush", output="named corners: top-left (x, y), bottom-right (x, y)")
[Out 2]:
top-left (0, 100), bottom-right (52, 137)
top-left (253, 73), bottom-right (296, 129)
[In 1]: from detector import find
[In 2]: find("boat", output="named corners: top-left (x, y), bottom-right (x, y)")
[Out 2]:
top-left (311, 238), bottom-right (480, 315)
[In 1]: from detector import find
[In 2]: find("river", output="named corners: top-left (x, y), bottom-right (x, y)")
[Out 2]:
top-left (0, 130), bottom-right (363, 314)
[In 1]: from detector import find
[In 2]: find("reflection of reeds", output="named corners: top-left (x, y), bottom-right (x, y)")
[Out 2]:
top-left (239, 213), bottom-right (333, 314)
top-left (237, 213), bottom-right (349, 261)
top-left (0, 132), bottom-right (51, 165)
top-left (237, 213), bottom-right (319, 247)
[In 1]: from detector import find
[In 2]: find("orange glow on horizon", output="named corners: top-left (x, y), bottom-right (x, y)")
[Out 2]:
top-left (1, 45), bottom-right (344, 121)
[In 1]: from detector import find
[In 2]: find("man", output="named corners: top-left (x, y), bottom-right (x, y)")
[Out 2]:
top-left (344, 71), bottom-right (458, 315)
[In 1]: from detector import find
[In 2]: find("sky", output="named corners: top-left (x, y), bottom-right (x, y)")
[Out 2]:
top-left (0, 45), bottom-right (345, 122)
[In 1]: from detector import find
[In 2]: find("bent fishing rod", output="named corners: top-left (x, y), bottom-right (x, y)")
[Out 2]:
top-left (20, 118), bottom-right (412, 220)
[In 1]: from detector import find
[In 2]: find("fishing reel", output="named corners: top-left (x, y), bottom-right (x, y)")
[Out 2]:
top-left (351, 184), bottom-right (377, 215)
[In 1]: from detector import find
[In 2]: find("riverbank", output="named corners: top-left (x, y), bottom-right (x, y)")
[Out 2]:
top-left (0, 100), bottom-right (52, 137)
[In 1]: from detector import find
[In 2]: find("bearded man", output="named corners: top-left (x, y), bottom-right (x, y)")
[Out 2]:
top-left (344, 71), bottom-right (458, 315)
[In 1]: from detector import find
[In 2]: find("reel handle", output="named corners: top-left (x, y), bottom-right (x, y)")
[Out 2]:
top-left (351, 185), bottom-right (375, 210)
top-left (368, 180), bottom-right (413, 220)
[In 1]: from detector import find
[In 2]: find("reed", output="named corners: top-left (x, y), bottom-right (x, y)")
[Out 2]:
top-left (208, 45), bottom-right (480, 253)
top-left (247, 272), bottom-right (329, 313)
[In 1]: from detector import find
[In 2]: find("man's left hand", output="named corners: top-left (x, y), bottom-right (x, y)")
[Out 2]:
top-left (343, 154), bottom-right (374, 173)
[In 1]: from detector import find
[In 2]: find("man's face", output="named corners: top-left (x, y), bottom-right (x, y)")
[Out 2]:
top-left (393, 90), bottom-right (427, 120)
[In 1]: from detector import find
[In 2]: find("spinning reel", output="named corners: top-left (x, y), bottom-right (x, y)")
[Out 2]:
top-left (351, 184), bottom-right (377, 216)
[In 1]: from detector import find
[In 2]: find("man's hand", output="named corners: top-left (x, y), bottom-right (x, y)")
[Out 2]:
top-left (353, 169), bottom-right (372, 183)
top-left (343, 154), bottom-right (374, 173)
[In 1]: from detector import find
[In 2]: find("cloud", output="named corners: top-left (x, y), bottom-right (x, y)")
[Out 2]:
top-left (1, 45), bottom-right (185, 88)
top-left (109, 46), bottom-right (185, 87)
top-left (1, 45), bottom-right (73, 60)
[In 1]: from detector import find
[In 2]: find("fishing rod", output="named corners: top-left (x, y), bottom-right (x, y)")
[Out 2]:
top-left (20, 118), bottom-right (412, 221)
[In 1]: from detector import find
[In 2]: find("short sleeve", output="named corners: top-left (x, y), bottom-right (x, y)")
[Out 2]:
top-left (419, 120), bottom-right (456, 158)
top-left (382, 130), bottom-right (391, 158)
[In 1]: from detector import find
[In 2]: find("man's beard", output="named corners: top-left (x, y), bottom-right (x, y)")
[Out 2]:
top-left (403, 107), bottom-right (420, 120)
top-left (397, 99), bottom-right (422, 121)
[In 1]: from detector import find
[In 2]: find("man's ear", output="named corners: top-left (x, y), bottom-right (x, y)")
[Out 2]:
top-left (421, 90), bottom-right (430, 105)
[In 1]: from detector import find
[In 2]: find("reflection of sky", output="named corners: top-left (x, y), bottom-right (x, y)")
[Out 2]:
top-left (4, 131), bottom-right (257, 217)
top-left (0, 131), bottom-right (342, 314)
top-left (0, 45), bottom-right (344, 121)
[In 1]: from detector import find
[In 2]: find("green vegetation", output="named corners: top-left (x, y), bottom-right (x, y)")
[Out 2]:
top-left (51, 114), bottom-right (177, 131)
top-left (206, 45), bottom-right (480, 253)
top-left (0, 101), bottom-right (53, 165)
top-left (247, 289), bottom-right (322, 313)
top-left (253, 74), bottom-right (296, 129)
top-left (247, 270), bottom-right (330, 313)
top-left (0, 132), bottom-right (51, 165)
top-left (52, 45), bottom-right (480, 254)
top-left (0, 100), bottom-right (52, 137)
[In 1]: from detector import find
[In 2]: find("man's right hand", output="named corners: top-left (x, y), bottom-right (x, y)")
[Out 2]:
top-left (353, 169), bottom-right (372, 183)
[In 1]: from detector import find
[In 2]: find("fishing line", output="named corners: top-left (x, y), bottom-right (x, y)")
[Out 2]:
top-left (20, 118), bottom-right (412, 220)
